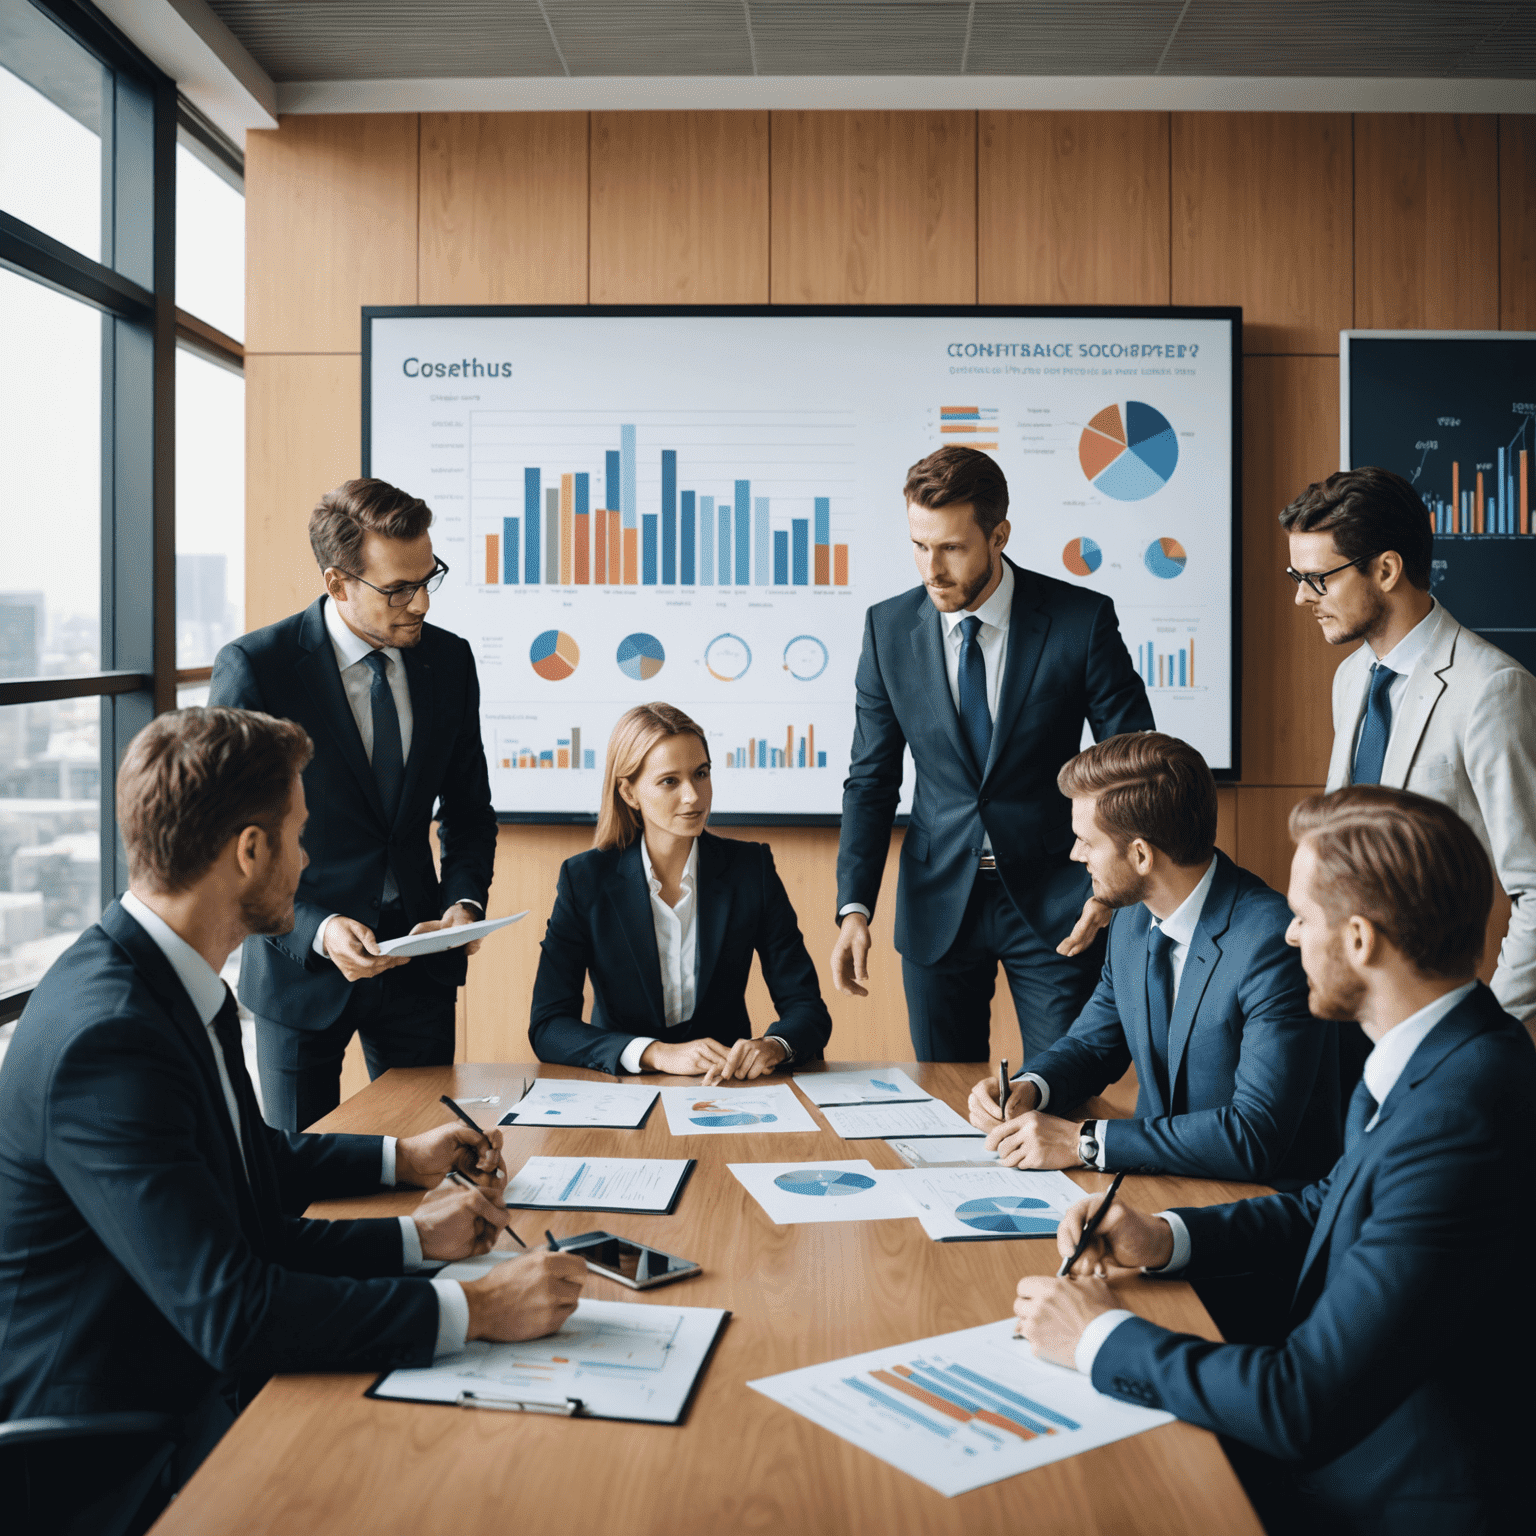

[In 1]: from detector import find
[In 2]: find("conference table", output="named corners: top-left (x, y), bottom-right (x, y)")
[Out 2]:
top-left (150, 1062), bottom-right (1267, 1535)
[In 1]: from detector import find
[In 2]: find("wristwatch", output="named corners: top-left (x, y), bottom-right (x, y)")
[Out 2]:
top-left (1077, 1127), bottom-right (1100, 1168)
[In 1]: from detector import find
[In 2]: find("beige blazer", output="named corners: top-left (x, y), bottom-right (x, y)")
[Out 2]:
top-left (1327, 601), bottom-right (1536, 1019)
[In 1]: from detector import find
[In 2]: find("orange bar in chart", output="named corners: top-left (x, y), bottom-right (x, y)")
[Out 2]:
top-left (808, 723), bottom-right (815, 766)
top-left (784, 725), bottom-right (793, 764)
top-left (557, 748), bottom-right (569, 768)
top-left (1451, 461), bottom-right (1459, 532)
top-left (942, 424), bottom-right (981, 434)
top-left (594, 509), bottom-right (607, 583)
top-left (623, 527), bottom-right (638, 585)
top-left (485, 534), bottom-right (499, 585)
top-left (748, 737), bottom-right (756, 768)
top-left (574, 512), bottom-right (590, 584)
top-left (560, 474), bottom-right (574, 584)
top-left (833, 545), bottom-right (849, 585)
top-left (814, 545), bottom-right (830, 584)
top-left (1476, 470), bottom-right (1485, 534)
top-left (609, 512), bottom-right (621, 580)
top-left (1522, 451), bottom-right (1529, 535)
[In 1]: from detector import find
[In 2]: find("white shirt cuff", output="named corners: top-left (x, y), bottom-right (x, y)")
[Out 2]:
top-left (1145, 1211), bottom-right (1191, 1274)
top-left (313, 913), bottom-right (342, 957)
top-left (400, 1215), bottom-right (425, 1271)
top-left (1075, 1308), bottom-right (1137, 1376)
top-left (619, 1037), bottom-right (656, 1074)
top-left (449, 900), bottom-right (483, 917)
top-left (838, 903), bottom-right (872, 920)
top-left (381, 1136), bottom-right (397, 1186)
top-left (765, 1035), bottom-right (793, 1067)
top-left (430, 1279), bottom-right (471, 1358)
top-left (1093, 1120), bottom-right (1110, 1170)
top-left (1021, 1072), bottom-right (1050, 1112)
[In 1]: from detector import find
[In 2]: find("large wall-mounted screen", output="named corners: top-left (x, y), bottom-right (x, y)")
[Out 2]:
top-left (364, 307), bottom-right (1241, 821)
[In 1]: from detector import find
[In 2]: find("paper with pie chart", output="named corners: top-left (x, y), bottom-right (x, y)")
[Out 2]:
top-left (497, 1079), bottom-right (658, 1129)
top-left (728, 1159), bottom-right (919, 1224)
top-left (892, 1168), bottom-right (1086, 1242)
top-left (659, 1083), bottom-right (820, 1136)
top-left (1078, 401), bottom-right (1180, 500)
top-left (793, 1067), bottom-right (932, 1106)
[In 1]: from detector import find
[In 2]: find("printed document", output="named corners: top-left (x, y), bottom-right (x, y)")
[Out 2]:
top-left (504, 1156), bottom-right (693, 1214)
top-left (500, 1080), bottom-right (658, 1129)
top-left (728, 1160), bottom-right (918, 1225)
top-left (792, 1068), bottom-right (932, 1106)
top-left (659, 1084), bottom-right (820, 1136)
top-left (821, 1098), bottom-right (980, 1141)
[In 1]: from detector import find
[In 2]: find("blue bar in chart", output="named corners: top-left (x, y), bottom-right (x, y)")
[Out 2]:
top-left (773, 530), bottom-right (789, 586)
top-left (574, 471), bottom-right (588, 520)
top-left (524, 467), bottom-right (541, 583)
top-left (755, 497), bottom-right (770, 586)
top-left (681, 490), bottom-right (696, 584)
top-left (792, 519), bottom-right (809, 585)
top-left (605, 449), bottom-right (620, 512)
top-left (814, 497), bottom-right (830, 545)
top-left (699, 495), bottom-right (714, 586)
top-left (502, 517), bottom-right (519, 584)
top-left (734, 481), bottom-right (751, 585)
top-left (642, 514), bottom-right (658, 585)
top-left (661, 450), bottom-right (677, 584)
top-left (719, 501), bottom-right (733, 584)
top-left (621, 425), bottom-right (637, 529)
top-left (1138, 639), bottom-right (1194, 689)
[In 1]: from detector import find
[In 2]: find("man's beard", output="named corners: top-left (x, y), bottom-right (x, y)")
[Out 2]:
top-left (241, 878), bottom-right (296, 938)
top-left (953, 556), bottom-right (996, 611)
top-left (1326, 588), bottom-right (1389, 647)
top-left (1304, 938), bottom-right (1367, 1022)
top-left (1093, 863), bottom-right (1151, 911)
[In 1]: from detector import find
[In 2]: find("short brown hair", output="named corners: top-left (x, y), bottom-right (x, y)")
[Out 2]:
top-left (117, 707), bottom-right (313, 893)
top-left (595, 703), bottom-right (710, 851)
top-left (309, 478), bottom-right (433, 574)
top-left (903, 446), bottom-right (1010, 537)
top-left (1057, 732), bottom-right (1217, 867)
top-left (1278, 467), bottom-right (1433, 590)
top-left (1288, 785), bottom-right (1491, 978)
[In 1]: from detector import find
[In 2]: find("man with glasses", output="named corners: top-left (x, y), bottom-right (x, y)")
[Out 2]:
top-left (209, 479), bottom-right (497, 1130)
top-left (1282, 466), bottom-right (1536, 1030)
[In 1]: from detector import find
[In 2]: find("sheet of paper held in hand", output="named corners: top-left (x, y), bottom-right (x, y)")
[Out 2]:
top-left (503, 1156), bottom-right (694, 1214)
top-left (891, 1167), bottom-right (1086, 1242)
top-left (372, 1294), bottom-right (728, 1424)
top-left (749, 1318), bottom-right (1173, 1496)
top-left (659, 1084), bottom-right (821, 1136)
top-left (727, 1160), bottom-right (919, 1225)
top-left (888, 1137), bottom-right (1002, 1169)
top-left (820, 1098), bottom-right (981, 1141)
top-left (376, 911), bottom-right (527, 958)
top-left (499, 1080), bottom-right (659, 1129)
top-left (792, 1068), bottom-right (933, 1106)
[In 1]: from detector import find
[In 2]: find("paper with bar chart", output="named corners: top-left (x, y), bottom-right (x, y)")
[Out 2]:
top-left (366, 310), bottom-right (1236, 813)
top-left (1345, 332), bottom-right (1536, 674)
top-left (749, 1318), bottom-right (1173, 1496)
top-left (502, 1156), bottom-right (693, 1214)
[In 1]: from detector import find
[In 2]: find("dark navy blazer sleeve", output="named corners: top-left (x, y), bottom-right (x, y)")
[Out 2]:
top-left (1021, 945), bottom-right (1132, 1106)
top-left (432, 639), bottom-right (497, 915)
top-left (1084, 595), bottom-right (1157, 741)
top-left (527, 862), bottom-right (625, 1074)
top-left (263, 1125), bottom-right (389, 1215)
top-left (751, 844), bottom-right (833, 1062)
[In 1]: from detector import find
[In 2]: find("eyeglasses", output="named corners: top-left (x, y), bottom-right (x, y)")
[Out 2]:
top-left (1284, 553), bottom-right (1380, 596)
top-left (334, 557), bottom-right (449, 607)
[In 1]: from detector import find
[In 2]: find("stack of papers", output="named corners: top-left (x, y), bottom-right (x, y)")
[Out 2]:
top-left (820, 1098), bottom-right (979, 1141)
top-left (499, 1080), bottom-right (658, 1129)
top-left (659, 1084), bottom-right (820, 1136)
top-left (728, 1160), bottom-right (917, 1225)
top-left (888, 1137), bottom-right (1001, 1169)
top-left (891, 1167), bottom-right (1085, 1242)
top-left (504, 1156), bottom-right (695, 1214)
top-left (793, 1068), bottom-right (932, 1106)
top-left (376, 911), bottom-right (526, 957)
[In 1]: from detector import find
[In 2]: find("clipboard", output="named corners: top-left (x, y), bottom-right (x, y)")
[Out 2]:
top-left (502, 1156), bottom-right (698, 1216)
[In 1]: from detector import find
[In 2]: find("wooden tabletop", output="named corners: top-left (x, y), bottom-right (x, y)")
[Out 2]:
top-left (150, 1062), bottom-right (1267, 1536)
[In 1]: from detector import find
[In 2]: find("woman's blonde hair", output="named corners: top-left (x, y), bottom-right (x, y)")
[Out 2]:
top-left (594, 703), bottom-right (711, 850)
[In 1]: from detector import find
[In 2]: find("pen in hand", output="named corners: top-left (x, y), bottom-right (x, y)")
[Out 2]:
top-left (997, 1058), bottom-right (1009, 1122)
top-left (1057, 1170), bottom-right (1127, 1279)
top-left (440, 1093), bottom-right (494, 1149)
top-left (446, 1168), bottom-right (526, 1248)
top-left (545, 1230), bottom-right (561, 1252)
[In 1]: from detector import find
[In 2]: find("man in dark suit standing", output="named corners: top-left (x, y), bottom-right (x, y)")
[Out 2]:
top-left (0, 708), bottom-right (582, 1530)
top-left (833, 446), bottom-right (1154, 1060)
top-left (1014, 786), bottom-right (1536, 1533)
top-left (209, 479), bottom-right (498, 1130)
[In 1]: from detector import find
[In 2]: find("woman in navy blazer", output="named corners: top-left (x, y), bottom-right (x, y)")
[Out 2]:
top-left (530, 703), bottom-right (832, 1079)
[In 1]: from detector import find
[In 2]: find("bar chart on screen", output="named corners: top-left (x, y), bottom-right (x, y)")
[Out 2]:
top-left (494, 723), bottom-right (598, 771)
top-left (716, 722), bottom-right (828, 770)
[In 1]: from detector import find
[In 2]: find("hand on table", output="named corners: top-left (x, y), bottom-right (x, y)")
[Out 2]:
top-left (830, 913), bottom-right (871, 997)
top-left (412, 1176), bottom-right (510, 1260)
top-left (985, 1111), bottom-right (1085, 1170)
top-left (323, 916), bottom-right (409, 982)
top-left (406, 902), bottom-right (486, 957)
top-left (1056, 896), bottom-right (1112, 958)
top-left (701, 1035), bottom-right (788, 1087)
top-left (968, 1074), bottom-right (1038, 1131)
top-left (396, 1121), bottom-right (506, 1188)
top-left (1013, 1272), bottom-right (1120, 1369)
top-left (463, 1250), bottom-right (587, 1341)
top-left (1055, 1194), bottom-right (1176, 1276)
top-left (641, 1038), bottom-right (732, 1077)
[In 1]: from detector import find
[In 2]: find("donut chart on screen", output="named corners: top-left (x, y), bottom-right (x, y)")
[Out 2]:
top-left (1079, 401), bottom-right (1179, 500)
top-left (1062, 537), bottom-right (1103, 577)
top-left (774, 1169), bottom-right (877, 1197)
top-left (1144, 538), bottom-right (1188, 579)
top-left (530, 630), bottom-right (580, 681)
top-left (616, 632), bottom-right (665, 680)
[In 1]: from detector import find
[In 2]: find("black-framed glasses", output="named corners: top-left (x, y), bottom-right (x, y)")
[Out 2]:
top-left (334, 557), bottom-right (449, 607)
top-left (1285, 553), bottom-right (1380, 596)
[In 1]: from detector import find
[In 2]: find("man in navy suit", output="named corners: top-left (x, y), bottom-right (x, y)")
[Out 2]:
top-left (1014, 785), bottom-right (1536, 1534)
top-left (209, 479), bottom-right (497, 1130)
top-left (832, 446), bottom-right (1154, 1059)
top-left (968, 732), bottom-right (1338, 1186)
top-left (0, 708), bottom-right (582, 1528)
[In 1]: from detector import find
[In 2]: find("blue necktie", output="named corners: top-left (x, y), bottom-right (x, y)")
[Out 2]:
top-left (1344, 1077), bottom-right (1377, 1152)
top-left (364, 650), bottom-right (405, 822)
top-left (956, 615), bottom-right (992, 772)
top-left (1351, 663), bottom-right (1395, 785)
top-left (1146, 926), bottom-right (1175, 1100)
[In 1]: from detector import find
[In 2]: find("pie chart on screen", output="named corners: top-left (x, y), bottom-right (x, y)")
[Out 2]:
top-left (1079, 401), bottom-right (1179, 500)
top-left (1145, 538), bottom-right (1188, 579)
top-left (529, 629), bottom-right (580, 681)
top-left (1062, 537), bottom-right (1102, 577)
top-left (616, 632), bottom-right (665, 680)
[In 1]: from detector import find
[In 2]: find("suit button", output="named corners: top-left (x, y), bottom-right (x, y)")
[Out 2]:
top-left (980, 796), bottom-right (990, 807)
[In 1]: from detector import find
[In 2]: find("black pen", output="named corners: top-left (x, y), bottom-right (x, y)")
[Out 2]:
top-left (446, 1168), bottom-right (526, 1249)
top-left (545, 1229), bottom-right (561, 1252)
top-left (1057, 1170), bottom-right (1127, 1278)
top-left (998, 1058), bottom-right (1010, 1121)
top-left (440, 1093), bottom-right (493, 1149)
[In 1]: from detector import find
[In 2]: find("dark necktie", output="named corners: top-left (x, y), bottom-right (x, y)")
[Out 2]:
top-left (1146, 925), bottom-right (1175, 1099)
top-left (364, 650), bottom-right (405, 821)
top-left (956, 615), bottom-right (993, 773)
top-left (1351, 663), bottom-right (1395, 785)
top-left (211, 986), bottom-right (259, 1182)
top-left (1345, 1077), bottom-right (1378, 1152)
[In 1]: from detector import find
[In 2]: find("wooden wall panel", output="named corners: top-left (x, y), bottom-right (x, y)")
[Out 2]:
top-left (770, 111), bottom-right (976, 304)
top-left (244, 355), bottom-right (357, 629)
top-left (1172, 113), bottom-right (1353, 354)
top-left (1500, 116), bottom-right (1536, 330)
top-left (978, 112), bottom-right (1170, 305)
top-left (419, 113), bottom-right (589, 305)
top-left (590, 112), bottom-right (769, 303)
top-left (1354, 115), bottom-right (1499, 331)
top-left (1240, 356), bottom-right (1341, 786)
top-left (246, 115), bottom-right (419, 354)
top-left (1234, 785), bottom-right (1318, 895)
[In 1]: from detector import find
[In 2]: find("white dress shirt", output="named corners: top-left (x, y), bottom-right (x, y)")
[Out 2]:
top-left (120, 891), bottom-right (468, 1358)
top-left (840, 560), bottom-right (1014, 918)
top-left (1072, 979), bottom-right (1478, 1379)
top-left (1024, 857), bottom-right (1218, 1169)
top-left (1350, 599), bottom-right (1439, 769)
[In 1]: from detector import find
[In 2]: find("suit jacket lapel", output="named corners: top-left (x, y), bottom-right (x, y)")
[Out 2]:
top-left (1328, 649), bottom-right (1370, 788)
top-left (605, 842), bottom-right (667, 1030)
top-left (984, 561), bottom-right (1051, 782)
top-left (1166, 855), bottom-right (1237, 1094)
top-left (1381, 608), bottom-right (1455, 787)
top-left (294, 600), bottom-right (388, 824)
top-left (908, 601), bottom-right (973, 779)
top-left (693, 834), bottom-right (733, 1007)
top-left (396, 642), bottom-right (434, 830)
